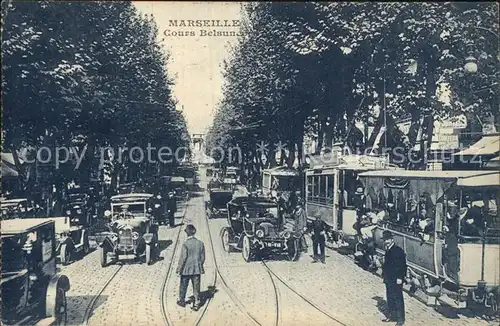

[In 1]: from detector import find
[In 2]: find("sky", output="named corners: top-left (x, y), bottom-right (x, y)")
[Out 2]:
top-left (133, 1), bottom-right (242, 135)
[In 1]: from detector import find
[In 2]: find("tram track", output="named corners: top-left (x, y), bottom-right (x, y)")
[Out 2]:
top-left (200, 200), bottom-right (262, 326)
top-left (82, 264), bottom-right (123, 325)
top-left (261, 260), bottom-right (348, 326)
top-left (161, 200), bottom-right (190, 326)
top-left (80, 201), bottom-right (189, 325)
top-left (265, 267), bottom-right (281, 326)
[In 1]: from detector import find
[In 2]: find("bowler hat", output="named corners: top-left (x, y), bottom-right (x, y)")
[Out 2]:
top-left (185, 224), bottom-right (197, 236)
top-left (382, 230), bottom-right (393, 240)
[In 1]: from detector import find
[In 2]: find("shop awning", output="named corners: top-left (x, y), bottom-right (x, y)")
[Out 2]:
top-left (453, 135), bottom-right (500, 156)
top-left (1, 153), bottom-right (22, 178)
top-left (457, 171), bottom-right (500, 187)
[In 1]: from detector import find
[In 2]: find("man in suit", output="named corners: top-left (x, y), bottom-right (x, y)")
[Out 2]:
top-left (294, 199), bottom-right (308, 252)
top-left (167, 191), bottom-right (177, 228)
top-left (311, 215), bottom-right (327, 263)
top-left (382, 230), bottom-right (406, 326)
top-left (176, 224), bottom-right (206, 311)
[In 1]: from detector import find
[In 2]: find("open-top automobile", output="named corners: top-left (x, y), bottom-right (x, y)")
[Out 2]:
top-left (220, 196), bottom-right (300, 262)
top-left (2, 219), bottom-right (70, 326)
top-left (95, 193), bottom-right (159, 267)
top-left (206, 183), bottom-right (233, 219)
top-left (1, 198), bottom-right (39, 220)
top-left (170, 176), bottom-right (188, 201)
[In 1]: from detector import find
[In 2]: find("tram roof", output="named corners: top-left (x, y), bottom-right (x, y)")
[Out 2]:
top-left (358, 170), bottom-right (500, 187)
top-left (228, 196), bottom-right (277, 206)
top-left (111, 193), bottom-right (153, 201)
top-left (1, 218), bottom-right (54, 235)
top-left (262, 166), bottom-right (299, 176)
top-left (1, 198), bottom-right (28, 206)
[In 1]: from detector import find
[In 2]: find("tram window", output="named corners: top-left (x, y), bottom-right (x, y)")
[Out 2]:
top-left (327, 176), bottom-right (334, 200)
top-left (342, 171), bottom-right (359, 207)
top-left (319, 175), bottom-right (327, 202)
top-left (263, 174), bottom-right (270, 189)
top-left (313, 176), bottom-right (320, 197)
top-left (307, 176), bottom-right (313, 201)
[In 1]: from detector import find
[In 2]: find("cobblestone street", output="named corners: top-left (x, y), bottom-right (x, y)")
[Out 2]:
top-left (57, 175), bottom-right (498, 326)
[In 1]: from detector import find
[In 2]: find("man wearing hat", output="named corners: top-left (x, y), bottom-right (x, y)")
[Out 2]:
top-left (294, 199), bottom-right (308, 252)
top-left (176, 224), bottom-right (206, 311)
top-left (167, 191), bottom-right (177, 228)
top-left (353, 186), bottom-right (365, 236)
top-left (382, 230), bottom-right (406, 325)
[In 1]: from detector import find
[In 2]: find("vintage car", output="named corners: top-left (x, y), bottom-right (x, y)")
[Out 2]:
top-left (261, 166), bottom-right (301, 198)
top-left (205, 184), bottom-right (233, 219)
top-left (116, 182), bottom-right (144, 194)
top-left (2, 219), bottom-right (70, 325)
top-left (176, 165), bottom-right (197, 190)
top-left (225, 166), bottom-right (240, 182)
top-left (220, 196), bottom-right (300, 262)
top-left (95, 193), bottom-right (159, 267)
top-left (63, 189), bottom-right (94, 225)
top-left (1, 198), bottom-right (39, 220)
top-left (170, 176), bottom-right (189, 201)
top-left (50, 214), bottom-right (91, 266)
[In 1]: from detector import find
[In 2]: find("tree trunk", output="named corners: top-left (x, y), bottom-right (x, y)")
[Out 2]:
top-left (286, 140), bottom-right (295, 168)
top-left (268, 142), bottom-right (277, 168)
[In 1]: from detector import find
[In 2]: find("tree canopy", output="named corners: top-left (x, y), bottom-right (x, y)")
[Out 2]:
top-left (206, 2), bottom-right (499, 176)
top-left (2, 1), bottom-right (190, 190)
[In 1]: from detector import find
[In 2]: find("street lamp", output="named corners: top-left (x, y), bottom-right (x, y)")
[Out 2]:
top-left (463, 26), bottom-right (499, 74)
top-left (464, 55), bottom-right (478, 74)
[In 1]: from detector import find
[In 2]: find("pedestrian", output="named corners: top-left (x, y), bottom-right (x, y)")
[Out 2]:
top-left (381, 230), bottom-right (406, 325)
top-left (176, 224), bottom-right (205, 311)
top-left (310, 215), bottom-right (326, 263)
top-left (167, 191), bottom-right (177, 228)
top-left (294, 199), bottom-right (308, 252)
top-left (353, 186), bottom-right (365, 235)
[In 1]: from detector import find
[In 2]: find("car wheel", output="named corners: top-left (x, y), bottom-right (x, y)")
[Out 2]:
top-left (286, 239), bottom-right (299, 261)
top-left (99, 246), bottom-right (107, 267)
top-left (221, 227), bottom-right (233, 253)
top-left (60, 244), bottom-right (71, 266)
top-left (54, 287), bottom-right (67, 326)
top-left (145, 244), bottom-right (152, 265)
top-left (242, 235), bottom-right (253, 262)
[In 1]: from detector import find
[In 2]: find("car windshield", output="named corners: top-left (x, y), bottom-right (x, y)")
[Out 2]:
top-left (113, 203), bottom-right (146, 218)
top-left (69, 194), bottom-right (86, 202)
top-left (246, 204), bottom-right (279, 219)
top-left (1, 236), bottom-right (28, 274)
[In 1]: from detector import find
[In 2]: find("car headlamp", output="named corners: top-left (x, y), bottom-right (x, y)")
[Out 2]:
top-left (256, 229), bottom-right (265, 238)
top-left (132, 232), bottom-right (139, 240)
top-left (154, 204), bottom-right (161, 208)
top-left (283, 231), bottom-right (291, 239)
top-left (104, 210), bottom-right (111, 217)
top-left (66, 210), bottom-right (71, 215)
top-left (119, 230), bottom-right (123, 235)
top-left (2, 210), bottom-right (8, 215)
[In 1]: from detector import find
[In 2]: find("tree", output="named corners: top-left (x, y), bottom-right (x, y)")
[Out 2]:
top-left (2, 1), bottom-right (189, 193)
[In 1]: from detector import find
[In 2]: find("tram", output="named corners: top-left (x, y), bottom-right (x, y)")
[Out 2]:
top-left (358, 170), bottom-right (500, 315)
top-left (261, 166), bottom-right (301, 198)
top-left (304, 149), bottom-right (395, 246)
